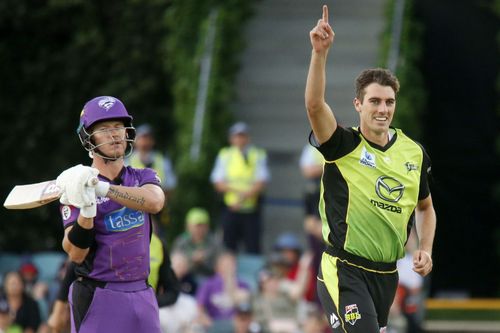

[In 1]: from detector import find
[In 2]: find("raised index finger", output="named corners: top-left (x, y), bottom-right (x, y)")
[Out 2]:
top-left (322, 5), bottom-right (329, 24)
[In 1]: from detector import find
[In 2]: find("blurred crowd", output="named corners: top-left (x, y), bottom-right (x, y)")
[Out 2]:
top-left (0, 122), bottom-right (424, 333)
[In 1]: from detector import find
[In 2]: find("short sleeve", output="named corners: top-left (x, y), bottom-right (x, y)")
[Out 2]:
top-left (59, 204), bottom-right (80, 229)
top-left (418, 146), bottom-right (432, 200)
top-left (210, 151), bottom-right (226, 183)
top-left (254, 150), bottom-right (270, 182)
top-left (138, 167), bottom-right (162, 187)
top-left (309, 126), bottom-right (360, 161)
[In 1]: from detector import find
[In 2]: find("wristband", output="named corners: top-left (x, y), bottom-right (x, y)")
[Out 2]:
top-left (68, 222), bottom-right (95, 249)
top-left (95, 181), bottom-right (110, 197)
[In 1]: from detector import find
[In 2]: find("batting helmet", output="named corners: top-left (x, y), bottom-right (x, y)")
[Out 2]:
top-left (77, 96), bottom-right (136, 159)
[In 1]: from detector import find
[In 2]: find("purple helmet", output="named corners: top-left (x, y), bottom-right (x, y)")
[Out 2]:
top-left (77, 96), bottom-right (136, 159)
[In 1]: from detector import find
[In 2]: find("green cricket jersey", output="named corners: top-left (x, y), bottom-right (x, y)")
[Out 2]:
top-left (314, 126), bottom-right (431, 263)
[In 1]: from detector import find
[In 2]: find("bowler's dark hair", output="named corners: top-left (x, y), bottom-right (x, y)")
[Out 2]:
top-left (355, 68), bottom-right (400, 101)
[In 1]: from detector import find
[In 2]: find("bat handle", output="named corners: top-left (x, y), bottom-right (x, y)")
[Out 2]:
top-left (87, 177), bottom-right (99, 187)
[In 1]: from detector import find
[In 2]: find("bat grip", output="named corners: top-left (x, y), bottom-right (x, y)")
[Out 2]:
top-left (87, 177), bottom-right (99, 187)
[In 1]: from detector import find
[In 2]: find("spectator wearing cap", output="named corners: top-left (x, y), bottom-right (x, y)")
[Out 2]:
top-left (272, 233), bottom-right (316, 304)
top-left (172, 208), bottom-right (221, 280)
top-left (210, 122), bottom-right (270, 254)
top-left (18, 262), bottom-right (50, 330)
top-left (2, 271), bottom-right (40, 333)
top-left (233, 302), bottom-right (261, 333)
top-left (126, 123), bottom-right (177, 236)
top-left (127, 124), bottom-right (177, 193)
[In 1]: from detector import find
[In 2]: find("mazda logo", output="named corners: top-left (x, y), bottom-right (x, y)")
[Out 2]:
top-left (375, 176), bottom-right (405, 202)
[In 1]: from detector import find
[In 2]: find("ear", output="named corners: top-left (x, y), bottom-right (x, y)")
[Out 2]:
top-left (353, 98), bottom-right (362, 113)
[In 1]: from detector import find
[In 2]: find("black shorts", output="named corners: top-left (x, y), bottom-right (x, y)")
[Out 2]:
top-left (317, 246), bottom-right (398, 332)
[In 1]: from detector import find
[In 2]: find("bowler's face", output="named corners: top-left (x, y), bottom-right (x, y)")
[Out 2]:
top-left (354, 83), bottom-right (396, 136)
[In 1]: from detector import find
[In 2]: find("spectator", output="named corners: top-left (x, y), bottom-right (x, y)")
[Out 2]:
top-left (2, 271), bottom-right (40, 333)
top-left (0, 296), bottom-right (22, 333)
top-left (149, 232), bottom-right (181, 308)
top-left (273, 233), bottom-right (315, 304)
top-left (172, 208), bottom-right (221, 279)
top-left (252, 266), bottom-right (299, 333)
top-left (171, 251), bottom-right (198, 296)
top-left (126, 123), bottom-right (177, 237)
top-left (300, 304), bottom-right (330, 333)
top-left (127, 123), bottom-right (177, 195)
top-left (18, 262), bottom-right (49, 325)
top-left (159, 292), bottom-right (199, 333)
top-left (196, 251), bottom-right (250, 333)
top-left (233, 302), bottom-right (262, 333)
top-left (299, 144), bottom-right (324, 304)
top-left (210, 122), bottom-right (270, 254)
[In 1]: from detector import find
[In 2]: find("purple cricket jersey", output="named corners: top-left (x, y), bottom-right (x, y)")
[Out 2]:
top-left (59, 166), bottom-right (161, 282)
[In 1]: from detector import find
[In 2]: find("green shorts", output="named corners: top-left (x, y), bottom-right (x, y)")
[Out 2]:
top-left (317, 246), bottom-right (398, 332)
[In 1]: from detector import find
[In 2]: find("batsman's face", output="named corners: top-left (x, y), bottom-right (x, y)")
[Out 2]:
top-left (92, 120), bottom-right (127, 156)
top-left (354, 83), bottom-right (396, 136)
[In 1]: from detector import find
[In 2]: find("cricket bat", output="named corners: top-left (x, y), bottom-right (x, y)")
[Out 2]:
top-left (3, 178), bottom-right (98, 210)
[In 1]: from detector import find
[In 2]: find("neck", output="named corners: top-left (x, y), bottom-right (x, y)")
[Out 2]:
top-left (359, 126), bottom-right (389, 146)
top-left (92, 157), bottom-right (124, 180)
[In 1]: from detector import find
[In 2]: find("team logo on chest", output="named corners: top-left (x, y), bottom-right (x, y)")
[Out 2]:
top-left (345, 304), bottom-right (361, 325)
top-left (359, 146), bottom-right (376, 168)
top-left (375, 176), bottom-right (405, 203)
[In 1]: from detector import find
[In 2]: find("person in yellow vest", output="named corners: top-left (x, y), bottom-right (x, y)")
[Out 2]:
top-left (210, 122), bottom-right (270, 254)
top-left (127, 124), bottom-right (177, 194)
top-left (126, 124), bottom-right (177, 235)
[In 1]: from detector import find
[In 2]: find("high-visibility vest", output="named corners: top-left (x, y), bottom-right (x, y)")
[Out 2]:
top-left (147, 233), bottom-right (163, 291)
top-left (219, 146), bottom-right (266, 211)
top-left (129, 152), bottom-right (166, 184)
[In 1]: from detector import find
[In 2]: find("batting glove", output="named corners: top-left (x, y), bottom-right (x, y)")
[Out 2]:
top-left (95, 181), bottom-right (110, 197)
top-left (56, 164), bottom-right (99, 208)
top-left (79, 186), bottom-right (97, 218)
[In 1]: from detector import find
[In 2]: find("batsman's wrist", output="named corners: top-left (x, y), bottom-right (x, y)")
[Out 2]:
top-left (68, 221), bottom-right (95, 249)
top-left (95, 181), bottom-right (110, 197)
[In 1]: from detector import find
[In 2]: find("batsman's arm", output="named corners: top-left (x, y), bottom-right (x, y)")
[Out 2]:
top-left (413, 195), bottom-right (436, 276)
top-left (106, 183), bottom-right (165, 214)
top-left (62, 216), bottom-right (93, 264)
top-left (305, 5), bottom-right (337, 144)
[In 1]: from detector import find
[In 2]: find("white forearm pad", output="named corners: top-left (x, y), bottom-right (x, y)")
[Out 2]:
top-left (95, 181), bottom-right (110, 197)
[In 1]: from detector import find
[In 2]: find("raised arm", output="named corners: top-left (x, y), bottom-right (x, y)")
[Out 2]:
top-left (305, 5), bottom-right (337, 144)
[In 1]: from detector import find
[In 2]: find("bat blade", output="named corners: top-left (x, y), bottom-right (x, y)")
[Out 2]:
top-left (3, 180), bottom-right (62, 209)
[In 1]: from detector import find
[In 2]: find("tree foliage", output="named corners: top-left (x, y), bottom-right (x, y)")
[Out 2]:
top-left (0, 0), bottom-right (174, 251)
top-left (0, 0), bottom-right (253, 251)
